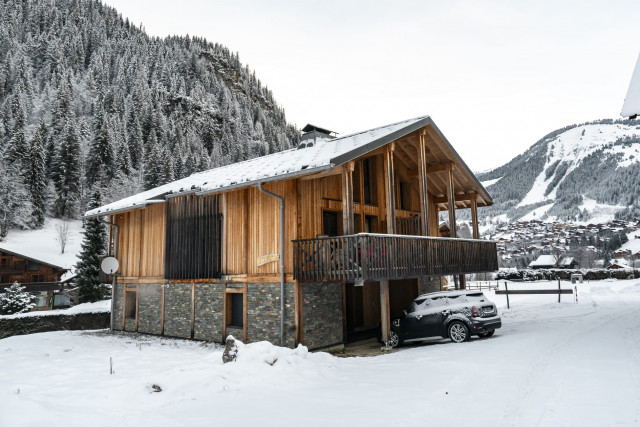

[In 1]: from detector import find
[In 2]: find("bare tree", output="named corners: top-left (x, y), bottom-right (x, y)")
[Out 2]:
top-left (56, 220), bottom-right (71, 254)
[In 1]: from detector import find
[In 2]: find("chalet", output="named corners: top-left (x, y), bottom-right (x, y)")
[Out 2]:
top-left (0, 247), bottom-right (69, 309)
top-left (528, 255), bottom-right (579, 269)
top-left (85, 116), bottom-right (498, 350)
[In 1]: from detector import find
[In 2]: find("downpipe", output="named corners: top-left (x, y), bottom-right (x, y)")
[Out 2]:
top-left (97, 217), bottom-right (119, 331)
top-left (257, 182), bottom-right (285, 347)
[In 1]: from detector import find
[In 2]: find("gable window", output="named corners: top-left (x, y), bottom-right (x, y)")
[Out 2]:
top-left (362, 158), bottom-right (377, 205)
top-left (165, 195), bottom-right (223, 280)
top-left (399, 179), bottom-right (411, 211)
top-left (28, 261), bottom-right (40, 271)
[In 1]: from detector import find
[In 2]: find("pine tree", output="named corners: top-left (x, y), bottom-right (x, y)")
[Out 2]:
top-left (0, 282), bottom-right (35, 315)
top-left (75, 191), bottom-right (108, 303)
top-left (26, 121), bottom-right (47, 228)
top-left (53, 120), bottom-right (81, 219)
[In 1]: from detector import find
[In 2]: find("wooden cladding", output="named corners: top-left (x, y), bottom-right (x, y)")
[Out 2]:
top-left (165, 195), bottom-right (223, 280)
top-left (293, 233), bottom-right (498, 283)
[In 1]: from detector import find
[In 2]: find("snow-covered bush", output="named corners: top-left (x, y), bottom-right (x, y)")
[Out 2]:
top-left (0, 282), bottom-right (36, 315)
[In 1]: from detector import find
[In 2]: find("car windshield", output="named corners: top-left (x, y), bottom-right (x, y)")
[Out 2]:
top-left (406, 298), bottom-right (426, 314)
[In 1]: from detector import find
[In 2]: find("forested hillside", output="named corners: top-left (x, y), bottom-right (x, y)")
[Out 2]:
top-left (476, 118), bottom-right (640, 227)
top-left (0, 0), bottom-right (299, 238)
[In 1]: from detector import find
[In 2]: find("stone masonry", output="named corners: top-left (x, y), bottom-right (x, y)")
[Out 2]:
top-left (163, 282), bottom-right (192, 338)
top-left (113, 283), bottom-right (124, 331)
top-left (246, 283), bottom-right (296, 348)
top-left (194, 283), bottom-right (223, 341)
top-left (137, 284), bottom-right (162, 335)
top-left (420, 276), bottom-right (441, 294)
top-left (302, 282), bottom-right (343, 350)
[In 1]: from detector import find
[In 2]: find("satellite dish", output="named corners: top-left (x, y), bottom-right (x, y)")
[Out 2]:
top-left (101, 257), bottom-right (119, 275)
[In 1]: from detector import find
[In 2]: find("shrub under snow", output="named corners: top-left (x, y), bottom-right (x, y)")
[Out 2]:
top-left (0, 282), bottom-right (36, 315)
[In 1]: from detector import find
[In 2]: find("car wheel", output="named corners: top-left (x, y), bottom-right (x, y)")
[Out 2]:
top-left (386, 330), bottom-right (402, 348)
top-left (448, 321), bottom-right (470, 343)
top-left (479, 330), bottom-right (495, 338)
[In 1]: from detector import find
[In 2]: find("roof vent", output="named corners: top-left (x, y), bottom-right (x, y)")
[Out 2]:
top-left (298, 124), bottom-right (337, 149)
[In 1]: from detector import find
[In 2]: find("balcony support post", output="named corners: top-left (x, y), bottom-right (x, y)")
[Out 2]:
top-left (341, 162), bottom-right (355, 235)
top-left (418, 131), bottom-right (430, 236)
top-left (471, 193), bottom-right (480, 239)
top-left (381, 144), bottom-right (396, 343)
top-left (447, 167), bottom-right (466, 289)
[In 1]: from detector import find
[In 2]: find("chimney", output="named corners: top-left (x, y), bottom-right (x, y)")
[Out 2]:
top-left (297, 124), bottom-right (337, 149)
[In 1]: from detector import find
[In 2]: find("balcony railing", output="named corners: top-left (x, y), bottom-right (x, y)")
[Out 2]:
top-left (293, 233), bottom-right (498, 283)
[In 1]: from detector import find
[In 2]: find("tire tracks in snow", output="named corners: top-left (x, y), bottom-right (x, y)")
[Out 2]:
top-left (497, 301), bottom-right (640, 426)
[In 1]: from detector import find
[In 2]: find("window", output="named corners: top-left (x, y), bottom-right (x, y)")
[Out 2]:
top-left (362, 158), bottom-right (377, 205)
top-left (0, 276), bottom-right (9, 284)
top-left (353, 162), bottom-right (361, 204)
top-left (399, 179), bottom-right (411, 210)
top-left (28, 261), bottom-right (40, 271)
top-left (30, 274), bottom-right (45, 283)
top-left (322, 211), bottom-right (342, 237)
top-left (226, 293), bottom-right (244, 327)
top-left (125, 291), bottom-right (136, 319)
top-left (364, 215), bottom-right (377, 233)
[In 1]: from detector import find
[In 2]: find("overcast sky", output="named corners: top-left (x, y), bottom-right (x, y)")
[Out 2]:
top-left (103, 0), bottom-right (640, 172)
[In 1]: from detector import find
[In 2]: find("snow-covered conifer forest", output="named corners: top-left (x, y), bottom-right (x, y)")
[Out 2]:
top-left (0, 0), bottom-right (299, 239)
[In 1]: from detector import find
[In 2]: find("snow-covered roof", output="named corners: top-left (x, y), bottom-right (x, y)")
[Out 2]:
top-left (529, 255), bottom-right (558, 267)
top-left (86, 115), bottom-right (491, 218)
top-left (621, 52), bottom-right (640, 118)
top-left (0, 246), bottom-right (68, 271)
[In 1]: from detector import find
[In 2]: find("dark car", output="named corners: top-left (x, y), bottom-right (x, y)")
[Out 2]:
top-left (386, 290), bottom-right (501, 348)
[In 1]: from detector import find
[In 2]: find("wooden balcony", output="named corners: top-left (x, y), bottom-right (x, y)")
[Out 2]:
top-left (293, 233), bottom-right (498, 283)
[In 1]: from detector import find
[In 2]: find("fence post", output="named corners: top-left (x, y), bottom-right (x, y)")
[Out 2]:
top-left (575, 285), bottom-right (578, 304)
top-left (504, 281), bottom-right (510, 309)
top-left (557, 278), bottom-right (561, 303)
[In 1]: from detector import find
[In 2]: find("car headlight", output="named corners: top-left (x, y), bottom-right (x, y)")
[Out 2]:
top-left (392, 319), bottom-right (400, 327)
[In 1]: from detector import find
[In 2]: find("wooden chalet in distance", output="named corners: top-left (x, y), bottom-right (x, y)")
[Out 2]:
top-left (0, 247), bottom-right (69, 309)
top-left (86, 116), bottom-right (498, 349)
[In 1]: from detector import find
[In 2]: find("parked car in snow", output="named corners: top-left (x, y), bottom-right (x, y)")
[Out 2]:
top-left (385, 290), bottom-right (501, 348)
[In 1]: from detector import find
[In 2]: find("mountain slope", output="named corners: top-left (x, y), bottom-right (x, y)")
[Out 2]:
top-left (0, 0), bottom-right (299, 237)
top-left (477, 119), bottom-right (640, 226)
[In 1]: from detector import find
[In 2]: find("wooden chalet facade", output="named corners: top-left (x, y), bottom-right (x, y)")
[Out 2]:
top-left (86, 116), bottom-right (498, 349)
top-left (0, 248), bottom-right (69, 309)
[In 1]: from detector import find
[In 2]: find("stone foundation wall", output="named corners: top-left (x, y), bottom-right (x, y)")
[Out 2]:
top-left (113, 283), bottom-right (124, 330)
top-left (194, 283), bottom-right (223, 341)
top-left (0, 312), bottom-right (110, 339)
top-left (246, 283), bottom-right (296, 348)
top-left (137, 284), bottom-right (162, 335)
top-left (163, 283), bottom-right (192, 338)
top-left (302, 282), bottom-right (343, 350)
top-left (420, 276), bottom-right (441, 294)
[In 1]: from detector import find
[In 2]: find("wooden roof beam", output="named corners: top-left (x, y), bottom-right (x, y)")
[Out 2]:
top-left (433, 192), bottom-right (477, 205)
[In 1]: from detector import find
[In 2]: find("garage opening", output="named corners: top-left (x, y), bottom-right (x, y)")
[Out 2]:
top-left (344, 279), bottom-right (420, 343)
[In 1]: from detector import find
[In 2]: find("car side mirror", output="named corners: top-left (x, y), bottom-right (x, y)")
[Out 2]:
top-left (402, 310), bottom-right (408, 317)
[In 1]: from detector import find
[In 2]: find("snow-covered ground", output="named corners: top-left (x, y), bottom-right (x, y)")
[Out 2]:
top-left (0, 218), bottom-right (83, 272)
top-left (1, 280), bottom-right (640, 426)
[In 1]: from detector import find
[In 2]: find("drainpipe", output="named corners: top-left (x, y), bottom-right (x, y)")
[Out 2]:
top-left (97, 216), bottom-right (119, 331)
top-left (257, 182), bottom-right (285, 347)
